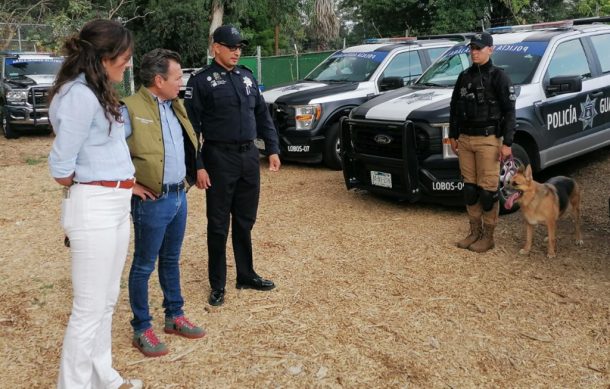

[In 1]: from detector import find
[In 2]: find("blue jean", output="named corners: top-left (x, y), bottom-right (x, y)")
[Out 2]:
top-left (128, 188), bottom-right (187, 332)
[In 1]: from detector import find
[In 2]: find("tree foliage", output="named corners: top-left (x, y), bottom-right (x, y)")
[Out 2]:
top-left (0, 0), bottom-right (51, 50)
top-left (127, 0), bottom-right (209, 68)
top-left (5, 0), bottom-right (610, 64)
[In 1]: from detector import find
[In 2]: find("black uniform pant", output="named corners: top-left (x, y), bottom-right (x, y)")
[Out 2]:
top-left (204, 142), bottom-right (260, 290)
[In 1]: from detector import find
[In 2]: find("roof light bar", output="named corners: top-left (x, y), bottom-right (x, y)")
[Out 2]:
top-left (363, 37), bottom-right (416, 44)
top-left (487, 20), bottom-right (574, 34)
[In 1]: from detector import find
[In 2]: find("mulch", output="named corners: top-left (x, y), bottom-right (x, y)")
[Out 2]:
top-left (0, 135), bottom-right (608, 388)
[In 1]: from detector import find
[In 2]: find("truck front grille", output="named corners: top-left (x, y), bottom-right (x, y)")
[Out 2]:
top-left (349, 120), bottom-right (442, 158)
top-left (28, 87), bottom-right (49, 107)
top-left (352, 125), bottom-right (403, 158)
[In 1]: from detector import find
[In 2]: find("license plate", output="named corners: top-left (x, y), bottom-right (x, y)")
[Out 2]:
top-left (370, 171), bottom-right (392, 188)
top-left (254, 138), bottom-right (265, 150)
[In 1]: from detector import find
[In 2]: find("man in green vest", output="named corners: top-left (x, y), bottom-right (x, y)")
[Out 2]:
top-left (121, 49), bottom-right (209, 357)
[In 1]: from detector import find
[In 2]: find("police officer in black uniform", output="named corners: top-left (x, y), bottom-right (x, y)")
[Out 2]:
top-left (184, 25), bottom-right (281, 306)
top-left (448, 32), bottom-right (515, 253)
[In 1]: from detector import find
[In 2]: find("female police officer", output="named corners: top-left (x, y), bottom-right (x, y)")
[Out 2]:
top-left (448, 32), bottom-right (515, 253)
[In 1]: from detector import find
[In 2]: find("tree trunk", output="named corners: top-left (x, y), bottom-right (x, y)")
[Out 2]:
top-left (311, 0), bottom-right (339, 51)
top-left (274, 24), bottom-right (279, 56)
top-left (0, 28), bottom-right (15, 51)
top-left (208, 0), bottom-right (224, 59)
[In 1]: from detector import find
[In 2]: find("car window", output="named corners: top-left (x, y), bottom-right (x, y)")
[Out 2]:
top-left (491, 41), bottom-right (547, 85)
top-left (4, 58), bottom-right (63, 77)
top-left (427, 47), bottom-right (448, 63)
top-left (305, 52), bottom-right (387, 82)
top-left (417, 42), bottom-right (548, 87)
top-left (546, 39), bottom-right (591, 79)
top-left (381, 51), bottom-right (423, 82)
top-left (589, 33), bottom-right (610, 74)
top-left (416, 46), bottom-right (470, 87)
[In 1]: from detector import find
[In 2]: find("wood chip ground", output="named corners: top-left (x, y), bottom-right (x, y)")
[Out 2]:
top-left (0, 135), bottom-right (608, 388)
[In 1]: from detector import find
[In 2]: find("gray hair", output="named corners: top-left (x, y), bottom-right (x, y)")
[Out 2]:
top-left (139, 48), bottom-right (181, 87)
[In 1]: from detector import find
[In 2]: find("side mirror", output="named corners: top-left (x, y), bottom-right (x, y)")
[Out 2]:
top-left (379, 76), bottom-right (404, 91)
top-left (545, 75), bottom-right (582, 96)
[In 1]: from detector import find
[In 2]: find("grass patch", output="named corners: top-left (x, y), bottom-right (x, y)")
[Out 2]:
top-left (25, 155), bottom-right (47, 165)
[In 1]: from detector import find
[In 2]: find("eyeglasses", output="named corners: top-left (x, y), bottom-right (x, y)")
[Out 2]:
top-left (218, 43), bottom-right (243, 52)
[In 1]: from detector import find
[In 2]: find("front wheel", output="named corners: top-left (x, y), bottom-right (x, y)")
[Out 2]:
top-left (1, 111), bottom-right (19, 139)
top-left (499, 143), bottom-right (530, 214)
top-left (323, 122), bottom-right (342, 170)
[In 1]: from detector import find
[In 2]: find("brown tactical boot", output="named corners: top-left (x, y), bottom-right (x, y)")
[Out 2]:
top-left (457, 217), bottom-right (482, 249)
top-left (468, 224), bottom-right (495, 253)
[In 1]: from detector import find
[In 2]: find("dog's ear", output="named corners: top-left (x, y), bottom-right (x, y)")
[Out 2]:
top-left (525, 164), bottom-right (532, 180)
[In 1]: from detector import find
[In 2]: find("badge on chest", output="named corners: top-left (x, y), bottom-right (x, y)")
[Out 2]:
top-left (243, 76), bottom-right (253, 95)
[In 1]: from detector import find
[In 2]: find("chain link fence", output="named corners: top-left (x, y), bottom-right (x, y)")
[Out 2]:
top-left (0, 23), bottom-right (53, 52)
top-left (240, 50), bottom-right (334, 90)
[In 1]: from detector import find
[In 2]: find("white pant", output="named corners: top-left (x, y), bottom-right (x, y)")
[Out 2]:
top-left (58, 184), bottom-right (132, 389)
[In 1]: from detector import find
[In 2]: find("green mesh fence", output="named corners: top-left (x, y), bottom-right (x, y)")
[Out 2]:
top-left (240, 51), bottom-right (334, 90)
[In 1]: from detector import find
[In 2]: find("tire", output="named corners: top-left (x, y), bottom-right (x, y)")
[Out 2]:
top-left (1, 111), bottom-right (19, 139)
top-left (499, 143), bottom-right (530, 214)
top-left (323, 122), bottom-right (342, 170)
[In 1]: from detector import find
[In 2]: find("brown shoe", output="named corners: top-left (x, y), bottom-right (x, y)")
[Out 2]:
top-left (457, 217), bottom-right (482, 249)
top-left (118, 378), bottom-right (143, 389)
top-left (469, 224), bottom-right (495, 253)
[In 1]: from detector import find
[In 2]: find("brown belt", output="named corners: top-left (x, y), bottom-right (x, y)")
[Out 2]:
top-left (78, 178), bottom-right (136, 189)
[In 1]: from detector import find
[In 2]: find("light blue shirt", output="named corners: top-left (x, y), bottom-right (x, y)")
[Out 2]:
top-left (121, 91), bottom-right (186, 185)
top-left (48, 74), bottom-right (135, 182)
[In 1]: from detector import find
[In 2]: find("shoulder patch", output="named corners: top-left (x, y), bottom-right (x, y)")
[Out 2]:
top-left (192, 65), bottom-right (211, 77)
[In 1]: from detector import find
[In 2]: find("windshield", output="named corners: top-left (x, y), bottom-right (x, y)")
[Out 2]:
top-left (305, 51), bottom-right (388, 82)
top-left (416, 41), bottom-right (548, 87)
top-left (4, 58), bottom-right (63, 78)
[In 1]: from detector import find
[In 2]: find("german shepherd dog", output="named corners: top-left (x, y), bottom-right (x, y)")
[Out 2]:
top-left (505, 165), bottom-right (583, 258)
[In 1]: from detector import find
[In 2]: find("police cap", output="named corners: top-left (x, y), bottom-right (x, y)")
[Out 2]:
top-left (213, 25), bottom-right (249, 47)
top-left (469, 32), bottom-right (493, 49)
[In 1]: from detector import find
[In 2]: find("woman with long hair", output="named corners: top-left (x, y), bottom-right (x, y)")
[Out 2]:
top-left (48, 19), bottom-right (142, 389)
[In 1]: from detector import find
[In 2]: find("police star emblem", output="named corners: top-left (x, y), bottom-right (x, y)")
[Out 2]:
top-left (578, 94), bottom-right (598, 130)
top-left (243, 76), bottom-right (253, 95)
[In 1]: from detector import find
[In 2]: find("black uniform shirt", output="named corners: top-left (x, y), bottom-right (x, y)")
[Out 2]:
top-left (184, 61), bottom-right (280, 154)
top-left (449, 59), bottom-right (516, 146)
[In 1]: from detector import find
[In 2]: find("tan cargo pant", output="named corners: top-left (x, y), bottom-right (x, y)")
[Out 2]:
top-left (457, 134), bottom-right (501, 225)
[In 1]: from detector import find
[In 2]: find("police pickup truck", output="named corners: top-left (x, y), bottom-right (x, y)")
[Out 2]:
top-left (0, 52), bottom-right (63, 138)
top-left (342, 19), bottom-right (610, 210)
top-left (261, 38), bottom-right (457, 169)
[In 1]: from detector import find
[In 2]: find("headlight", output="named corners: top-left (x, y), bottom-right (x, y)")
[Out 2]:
top-left (293, 104), bottom-right (321, 130)
top-left (7, 90), bottom-right (27, 104)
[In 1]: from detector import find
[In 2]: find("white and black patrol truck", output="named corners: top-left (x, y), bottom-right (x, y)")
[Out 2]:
top-left (341, 18), bottom-right (610, 210)
top-left (0, 52), bottom-right (63, 138)
top-left (260, 38), bottom-right (457, 169)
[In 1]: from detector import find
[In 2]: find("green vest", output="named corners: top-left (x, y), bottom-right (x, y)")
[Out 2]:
top-left (122, 87), bottom-right (200, 194)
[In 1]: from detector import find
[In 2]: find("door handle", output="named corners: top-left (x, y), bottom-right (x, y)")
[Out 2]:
top-left (591, 91), bottom-right (603, 98)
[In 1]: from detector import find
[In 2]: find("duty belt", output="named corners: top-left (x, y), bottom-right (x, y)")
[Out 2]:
top-left (460, 126), bottom-right (496, 136)
top-left (205, 140), bottom-right (253, 153)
